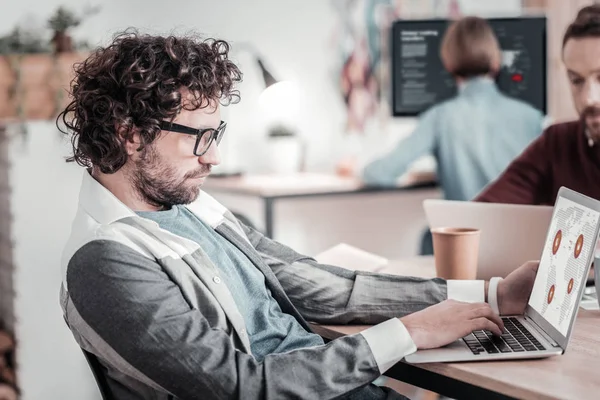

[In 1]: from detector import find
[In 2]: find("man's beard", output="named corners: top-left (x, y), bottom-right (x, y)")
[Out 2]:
top-left (130, 144), bottom-right (210, 209)
top-left (582, 106), bottom-right (600, 142)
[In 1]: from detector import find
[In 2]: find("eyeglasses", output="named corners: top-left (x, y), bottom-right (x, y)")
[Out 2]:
top-left (159, 120), bottom-right (227, 156)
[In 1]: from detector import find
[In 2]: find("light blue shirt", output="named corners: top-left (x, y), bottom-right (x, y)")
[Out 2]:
top-left (362, 77), bottom-right (545, 201)
top-left (136, 205), bottom-right (324, 362)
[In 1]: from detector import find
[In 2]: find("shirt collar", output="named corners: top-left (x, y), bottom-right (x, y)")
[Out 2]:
top-left (185, 190), bottom-right (227, 228)
top-left (585, 128), bottom-right (596, 148)
top-left (78, 169), bottom-right (136, 225)
top-left (457, 76), bottom-right (497, 94)
top-left (78, 169), bottom-right (227, 227)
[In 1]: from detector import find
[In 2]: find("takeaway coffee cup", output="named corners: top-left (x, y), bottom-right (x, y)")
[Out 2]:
top-left (431, 227), bottom-right (481, 280)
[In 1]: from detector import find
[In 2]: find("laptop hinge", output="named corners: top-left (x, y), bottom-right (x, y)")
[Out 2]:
top-left (524, 316), bottom-right (560, 347)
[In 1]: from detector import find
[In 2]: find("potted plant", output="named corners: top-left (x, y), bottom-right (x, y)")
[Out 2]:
top-left (0, 330), bottom-right (17, 400)
top-left (47, 6), bottom-right (81, 53)
top-left (267, 124), bottom-right (297, 140)
top-left (0, 5), bottom-right (99, 121)
top-left (266, 124), bottom-right (304, 174)
top-left (0, 28), bottom-right (47, 55)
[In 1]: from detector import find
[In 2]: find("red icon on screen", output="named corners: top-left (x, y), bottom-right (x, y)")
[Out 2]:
top-left (511, 73), bottom-right (523, 82)
top-left (568, 278), bottom-right (574, 294)
top-left (548, 285), bottom-right (555, 304)
top-left (552, 230), bottom-right (562, 255)
top-left (574, 234), bottom-right (584, 258)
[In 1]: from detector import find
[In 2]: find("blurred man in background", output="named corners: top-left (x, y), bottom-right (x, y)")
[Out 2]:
top-left (476, 5), bottom-right (600, 205)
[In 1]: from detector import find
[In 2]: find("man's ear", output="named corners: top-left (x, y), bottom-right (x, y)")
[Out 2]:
top-left (117, 125), bottom-right (141, 156)
top-left (489, 52), bottom-right (502, 77)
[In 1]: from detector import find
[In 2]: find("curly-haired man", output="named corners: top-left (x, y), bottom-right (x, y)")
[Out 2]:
top-left (59, 31), bottom-right (538, 400)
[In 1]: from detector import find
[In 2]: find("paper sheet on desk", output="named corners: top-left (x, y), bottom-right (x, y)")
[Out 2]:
top-left (315, 244), bottom-right (436, 278)
top-left (314, 243), bottom-right (388, 273)
top-left (580, 300), bottom-right (600, 310)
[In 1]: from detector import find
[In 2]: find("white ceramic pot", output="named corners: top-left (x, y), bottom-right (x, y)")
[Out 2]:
top-left (267, 136), bottom-right (301, 174)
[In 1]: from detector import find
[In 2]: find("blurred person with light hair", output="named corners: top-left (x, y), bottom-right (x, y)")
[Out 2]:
top-left (348, 16), bottom-right (545, 254)
top-left (360, 16), bottom-right (543, 200)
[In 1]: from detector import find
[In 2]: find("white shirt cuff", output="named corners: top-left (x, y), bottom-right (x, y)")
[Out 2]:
top-left (447, 280), bottom-right (485, 303)
top-left (360, 318), bottom-right (417, 374)
top-left (488, 277), bottom-right (503, 315)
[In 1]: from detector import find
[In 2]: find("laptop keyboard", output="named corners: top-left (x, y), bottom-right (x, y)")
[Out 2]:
top-left (462, 317), bottom-right (546, 355)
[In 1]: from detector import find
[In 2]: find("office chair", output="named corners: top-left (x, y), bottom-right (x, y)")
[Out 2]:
top-left (419, 229), bottom-right (434, 256)
top-left (81, 349), bottom-right (114, 400)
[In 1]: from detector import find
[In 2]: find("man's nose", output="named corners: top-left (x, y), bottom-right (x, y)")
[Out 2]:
top-left (584, 82), bottom-right (600, 106)
top-left (198, 141), bottom-right (221, 166)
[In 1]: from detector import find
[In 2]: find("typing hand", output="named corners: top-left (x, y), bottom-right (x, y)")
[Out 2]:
top-left (497, 261), bottom-right (539, 316)
top-left (400, 300), bottom-right (504, 350)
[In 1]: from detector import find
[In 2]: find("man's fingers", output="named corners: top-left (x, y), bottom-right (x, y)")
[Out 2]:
top-left (526, 260), bottom-right (540, 272)
top-left (485, 319), bottom-right (503, 336)
top-left (471, 304), bottom-right (504, 331)
top-left (472, 317), bottom-right (503, 336)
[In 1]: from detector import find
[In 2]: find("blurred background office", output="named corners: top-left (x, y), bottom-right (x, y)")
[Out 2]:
top-left (359, 16), bottom-right (545, 201)
top-left (351, 15), bottom-right (547, 254)
top-left (0, 0), bottom-right (594, 399)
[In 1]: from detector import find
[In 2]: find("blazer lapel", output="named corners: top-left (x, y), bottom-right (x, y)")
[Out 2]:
top-left (216, 223), bottom-right (312, 332)
top-left (127, 217), bottom-right (254, 353)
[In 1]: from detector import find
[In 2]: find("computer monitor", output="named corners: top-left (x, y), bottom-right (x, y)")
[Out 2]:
top-left (391, 17), bottom-right (547, 116)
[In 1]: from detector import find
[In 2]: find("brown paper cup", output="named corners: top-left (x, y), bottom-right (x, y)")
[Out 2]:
top-left (431, 227), bottom-right (480, 280)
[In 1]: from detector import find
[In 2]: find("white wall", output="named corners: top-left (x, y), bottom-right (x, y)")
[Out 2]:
top-left (9, 125), bottom-right (94, 400)
top-left (1, 0), bottom-right (526, 173)
top-left (2, 0), bottom-right (356, 173)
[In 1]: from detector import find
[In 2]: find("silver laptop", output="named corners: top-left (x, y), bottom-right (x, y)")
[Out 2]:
top-left (423, 199), bottom-right (554, 280)
top-left (406, 187), bottom-right (600, 363)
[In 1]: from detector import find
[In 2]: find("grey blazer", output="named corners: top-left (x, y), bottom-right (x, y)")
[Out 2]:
top-left (60, 172), bottom-right (447, 399)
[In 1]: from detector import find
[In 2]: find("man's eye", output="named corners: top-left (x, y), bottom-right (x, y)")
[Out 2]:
top-left (570, 78), bottom-right (584, 86)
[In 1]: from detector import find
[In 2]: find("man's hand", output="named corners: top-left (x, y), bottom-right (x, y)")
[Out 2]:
top-left (399, 300), bottom-right (504, 350)
top-left (497, 260), bottom-right (539, 316)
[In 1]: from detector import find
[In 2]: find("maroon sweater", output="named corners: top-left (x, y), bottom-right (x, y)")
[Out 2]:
top-left (476, 120), bottom-right (600, 205)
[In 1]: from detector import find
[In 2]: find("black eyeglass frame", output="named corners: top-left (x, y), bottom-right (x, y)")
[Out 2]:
top-left (159, 120), bottom-right (227, 156)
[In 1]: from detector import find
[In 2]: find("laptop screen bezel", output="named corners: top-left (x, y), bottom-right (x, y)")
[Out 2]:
top-left (524, 186), bottom-right (600, 350)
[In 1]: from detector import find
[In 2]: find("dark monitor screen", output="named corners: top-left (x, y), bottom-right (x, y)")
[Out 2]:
top-left (391, 17), bottom-right (547, 116)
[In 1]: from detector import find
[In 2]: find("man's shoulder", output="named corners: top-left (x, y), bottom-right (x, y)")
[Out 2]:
top-left (62, 209), bottom-right (159, 270)
top-left (542, 120), bottom-right (581, 140)
top-left (67, 239), bottom-right (134, 267)
top-left (495, 93), bottom-right (543, 117)
top-left (62, 209), bottom-right (101, 267)
top-left (518, 120), bottom-right (581, 152)
top-left (67, 238), bottom-right (159, 275)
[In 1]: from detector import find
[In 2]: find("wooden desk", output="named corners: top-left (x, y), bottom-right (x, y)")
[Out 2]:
top-left (312, 257), bottom-right (600, 400)
top-left (315, 311), bottom-right (600, 400)
top-left (203, 172), bottom-right (440, 259)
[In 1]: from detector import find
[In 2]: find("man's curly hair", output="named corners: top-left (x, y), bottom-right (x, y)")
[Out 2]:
top-left (58, 30), bottom-right (242, 173)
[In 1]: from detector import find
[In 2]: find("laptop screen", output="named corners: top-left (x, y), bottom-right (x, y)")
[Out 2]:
top-left (528, 195), bottom-right (600, 335)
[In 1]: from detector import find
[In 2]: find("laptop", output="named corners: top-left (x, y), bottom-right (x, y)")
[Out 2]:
top-left (423, 199), bottom-right (554, 280)
top-left (406, 187), bottom-right (600, 363)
